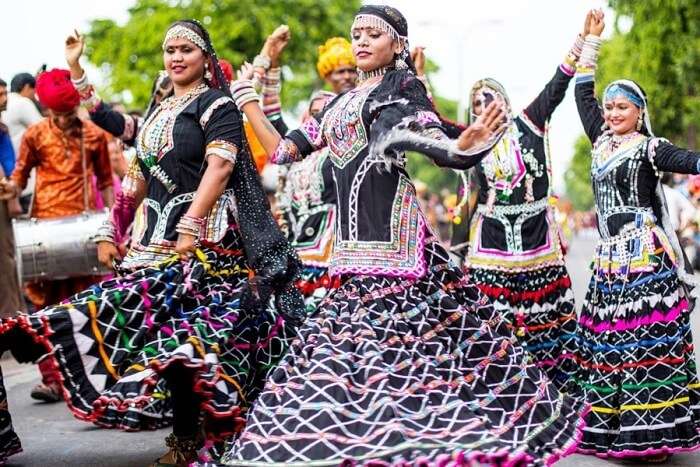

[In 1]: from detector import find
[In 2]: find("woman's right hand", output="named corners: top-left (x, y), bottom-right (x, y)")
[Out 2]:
top-left (97, 241), bottom-right (122, 270)
top-left (65, 30), bottom-right (85, 69)
top-left (589, 9), bottom-right (605, 37)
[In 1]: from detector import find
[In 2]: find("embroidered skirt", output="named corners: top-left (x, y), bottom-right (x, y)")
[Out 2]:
top-left (574, 225), bottom-right (700, 457)
top-left (212, 241), bottom-right (586, 466)
top-left (0, 368), bottom-right (22, 464)
top-left (295, 265), bottom-right (341, 314)
top-left (0, 231), bottom-right (293, 448)
top-left (469, 265), bottom-right (578, 390)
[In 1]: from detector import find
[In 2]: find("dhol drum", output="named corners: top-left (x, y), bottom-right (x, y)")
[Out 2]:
top-left (13, 210), bottom-right (110, 282)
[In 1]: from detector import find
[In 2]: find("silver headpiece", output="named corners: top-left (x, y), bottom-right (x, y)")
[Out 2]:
top-left (162, 25), bottom-right (208, 52)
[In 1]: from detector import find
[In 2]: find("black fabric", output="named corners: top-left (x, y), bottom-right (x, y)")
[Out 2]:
top-left (523, 67), bottom-right (573, 133)
top-left (91, 101), bottom-right (139, 146)
top-left (575, 80), bottom-right (605, 144)
top-left (475, 66), bottom-right (572, 206)
top-left (165, 366), bottom-right (201, 438)
top-left (286, 70), bottom-right (491, 247)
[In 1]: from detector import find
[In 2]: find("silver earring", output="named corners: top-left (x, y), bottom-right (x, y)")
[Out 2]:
top-left (396, 58), bottom-right (408, 70)
top-left (204, 64), bottom-right (212, 80)
top-left (636, 114), bottom-right (643, 131)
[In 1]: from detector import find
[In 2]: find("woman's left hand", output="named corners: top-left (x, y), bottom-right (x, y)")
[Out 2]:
top-left (175, 233), bottom-right (198, 260)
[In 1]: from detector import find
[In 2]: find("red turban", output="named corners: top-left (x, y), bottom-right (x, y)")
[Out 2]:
top-left (218, 59), bottom-right (234, 83)
top-left (36, 68), bottom-right (80, 113)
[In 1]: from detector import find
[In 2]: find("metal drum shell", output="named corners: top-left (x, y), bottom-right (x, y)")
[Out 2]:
top-left (13, 210), bottom-right (110, 282)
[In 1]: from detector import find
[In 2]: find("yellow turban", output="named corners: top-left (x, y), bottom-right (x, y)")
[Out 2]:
top-left (316, 37), bottom-right (355, 79)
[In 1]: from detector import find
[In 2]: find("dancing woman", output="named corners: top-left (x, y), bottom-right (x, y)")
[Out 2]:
top-left (215, 5), bottom-right (587, 465)
top-left (0, 20), bottom-right (301, 467)
top-left (461, 18), bottom-right (592, 389)
top-left (573, 10), bottom-right (700, 461)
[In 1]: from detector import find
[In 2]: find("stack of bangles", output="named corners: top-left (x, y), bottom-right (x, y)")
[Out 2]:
top-left (176, 215), bottom-right (205, 246)
top-left (94, 219), bottom-right (117, 244)
top-left (231, 79), bottom-right (259, 109)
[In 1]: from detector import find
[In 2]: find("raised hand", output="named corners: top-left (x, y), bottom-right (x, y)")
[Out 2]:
top-left (263, 25), bottom-right (291, 67)
top-left (457, 101), bottom-right (506, 152)
top-left (590, 9), bottom-right (605, 36)
top-left (237, 62), bottom-right (255, 81)
top-left (411, 46), bottom-right (426, 77)
top-left (65, 29), bottom-right (85, 69)
top-left (582, 10), bottom-right (593, 37)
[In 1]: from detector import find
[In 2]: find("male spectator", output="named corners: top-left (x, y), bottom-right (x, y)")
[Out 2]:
top-left (0, 69), bottom-right (114, 402)
top-left (2, 73), bottom-right (42, 152)
top-left (2, 73), bottom-right (43, 211)
top-left (0, 79), bottom-right (23, 318)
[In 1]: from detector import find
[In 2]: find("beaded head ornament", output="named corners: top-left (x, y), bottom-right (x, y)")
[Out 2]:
top-left (162, 24), bottom-right (208, 52)
top-left (351, 5), bottom-right (415, 79)
top-left (603, 79), bottom-right (652, 135)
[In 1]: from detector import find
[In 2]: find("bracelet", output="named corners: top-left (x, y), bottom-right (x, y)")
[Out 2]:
top-left (70, 70), bottom-right (101, 112)
top-left (253, 54), bottom-right (271, 70)
top-left (578, 35), bottom-right (603, 70)
top-left (231, 79), bottom-right (259, 109)
top-left (175, 214), bottom-right (205, 240)
top-left (93, 219), bottom-right (116, 244)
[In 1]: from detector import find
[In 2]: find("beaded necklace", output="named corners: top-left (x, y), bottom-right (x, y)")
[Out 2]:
top-left (357, 66), bottom-right (389, 84)
top-left (137, 83), bottom-right (208, 192)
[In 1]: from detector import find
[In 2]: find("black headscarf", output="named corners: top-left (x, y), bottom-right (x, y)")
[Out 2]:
top-left (163, 19), bottom-right (304, 325)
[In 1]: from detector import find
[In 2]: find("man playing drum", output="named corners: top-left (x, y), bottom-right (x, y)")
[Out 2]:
top-left (0, 69), bottom-right (114, 402)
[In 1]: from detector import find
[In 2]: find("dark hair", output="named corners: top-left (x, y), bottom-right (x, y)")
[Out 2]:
top-left (0, 78), bottom-right (6, 88)
top-left (10, 73), bottom-right (35, 93)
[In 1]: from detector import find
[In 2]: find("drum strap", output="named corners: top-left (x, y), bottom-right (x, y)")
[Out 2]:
top-left (80, 128), bottom-right (88, 212)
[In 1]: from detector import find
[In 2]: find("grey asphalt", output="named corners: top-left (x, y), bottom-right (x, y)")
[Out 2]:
top-left (3, 235), bottom-right (700, 466)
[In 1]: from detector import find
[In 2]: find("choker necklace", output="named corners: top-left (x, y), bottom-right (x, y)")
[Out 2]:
top-left (358, 66), bottom-right (389, 83)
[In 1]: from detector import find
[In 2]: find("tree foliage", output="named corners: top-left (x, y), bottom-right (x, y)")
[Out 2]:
top-left (86, 0), bottom-right (360, 109)
top-left (564, 134), bottom-right (594, 211)
top-left (597, 0), bottom-right (699, 148)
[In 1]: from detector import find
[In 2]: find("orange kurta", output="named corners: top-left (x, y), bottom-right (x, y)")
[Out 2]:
top-left (11, 117), bottom-right (112, 308)
top-left (12, 118), bottom-right (112, 219)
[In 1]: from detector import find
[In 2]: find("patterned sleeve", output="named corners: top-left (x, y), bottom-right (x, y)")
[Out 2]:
top-left (369, 71), bottom-right (502, 170)
top-left (270, 113), bottom-right (327, 165)
top-left (521, 65), bottom-right (574, 135)
top-left (648, 138), bottom-right (700, 175)
top-left (199, 91), bottom-right (241, 166)
top-left (574, 35), bottom-right (606, 144)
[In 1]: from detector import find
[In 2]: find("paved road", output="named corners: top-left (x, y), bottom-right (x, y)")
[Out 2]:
top-left (3, 234), bottom-right (700, 466)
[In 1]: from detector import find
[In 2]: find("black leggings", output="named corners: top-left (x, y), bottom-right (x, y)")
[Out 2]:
top-left (165, 366), bottom-right (201, 438)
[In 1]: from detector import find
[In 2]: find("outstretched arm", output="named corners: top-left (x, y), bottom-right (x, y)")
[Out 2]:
top-left (574, 11), bottom-right (606, 144)
top-left (522, 34), bottom-right (587, 133)
top-left (370, 74), bottom-right (506, 170)
top-left (65, 30), bottom-right (140, 145)
top-left (232, 63), bottom-right (326, 165)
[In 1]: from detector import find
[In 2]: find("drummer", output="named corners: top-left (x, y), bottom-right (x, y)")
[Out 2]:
top-left (0, 69), bottom-right (114, 403)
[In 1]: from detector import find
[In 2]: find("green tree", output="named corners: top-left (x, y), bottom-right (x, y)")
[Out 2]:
top-left (564, 135), bottom-right (594, 211)
top-left (86, 0), bottom-right (360, 109)
top-left (597, 0), bottom-right (699, 148)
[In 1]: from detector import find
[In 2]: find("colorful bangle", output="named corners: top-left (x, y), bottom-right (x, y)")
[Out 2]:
top-left (94, 219), bottom-right (116, 244)
top-left (175, 215), bottom-right (205, 240)
top-left (253, 54), bottom-right (271, 71)
top-left (231, 79), bottom-right (259, 109)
